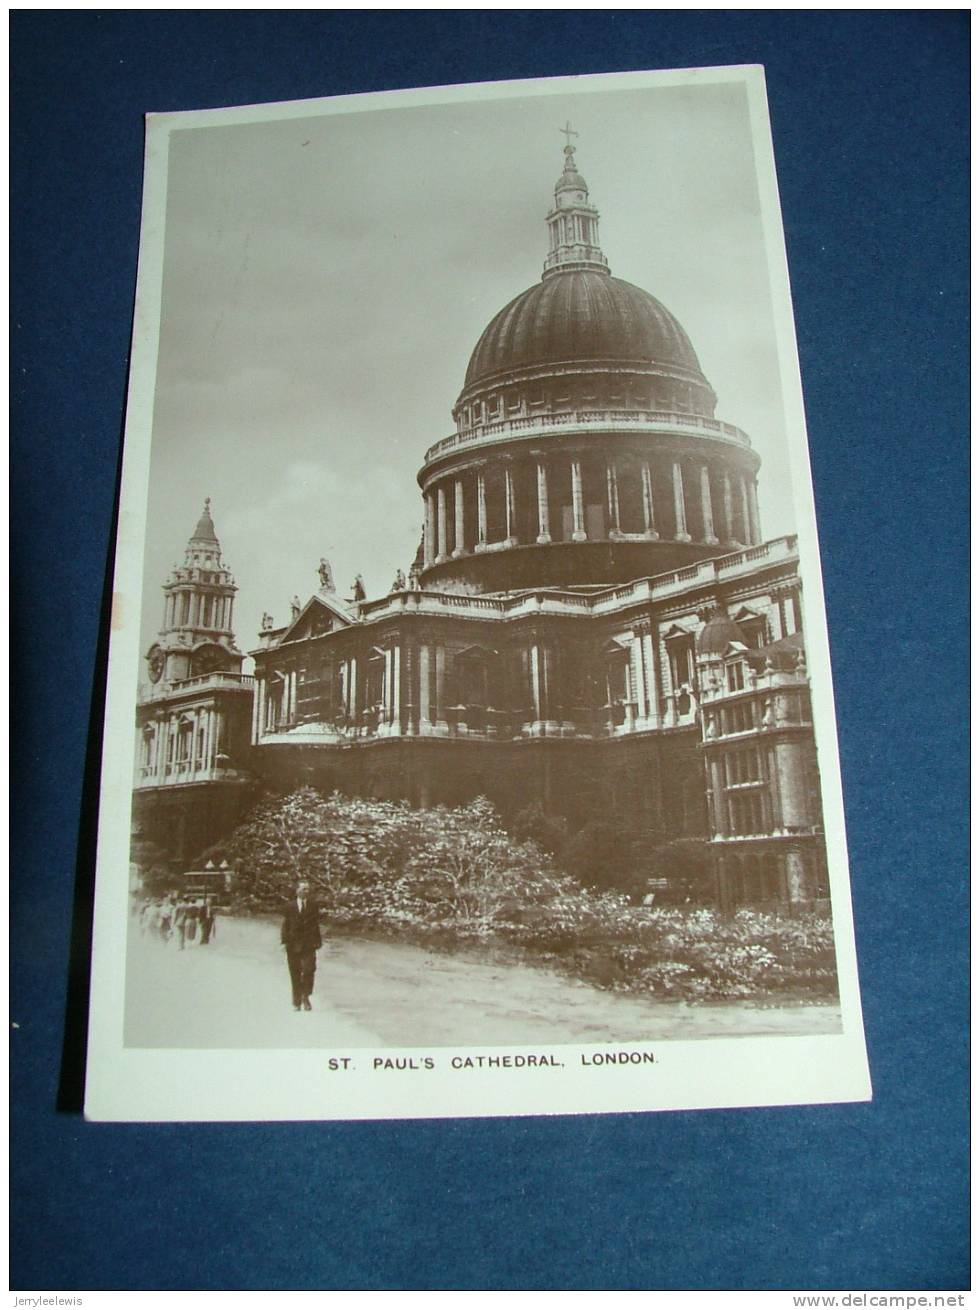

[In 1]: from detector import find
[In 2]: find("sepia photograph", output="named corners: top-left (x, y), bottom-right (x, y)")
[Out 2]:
top-left (86, 65), bottom-right (870, 1120)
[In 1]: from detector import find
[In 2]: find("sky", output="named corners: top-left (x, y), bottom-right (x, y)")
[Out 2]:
top-left (139, 77), bottom-right (797, 667)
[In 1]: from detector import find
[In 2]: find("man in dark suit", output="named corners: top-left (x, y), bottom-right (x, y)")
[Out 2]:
top-left (280, 878), bottom-right (322, 1011)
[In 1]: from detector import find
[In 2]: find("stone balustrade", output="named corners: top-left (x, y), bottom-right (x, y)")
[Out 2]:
top-left (423, 409), bottom-right (752, 464)
top-left (358, 536), bottom-right (797, 626)
top-left (138, 671), bottom-right (255, 704)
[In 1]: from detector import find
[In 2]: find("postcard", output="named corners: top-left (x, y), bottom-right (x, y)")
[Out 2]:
top-left (85, 64), bottom-right (870, 1120)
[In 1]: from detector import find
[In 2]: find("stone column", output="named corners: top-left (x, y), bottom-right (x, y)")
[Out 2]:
top-left (452, 478), bottom-right (465, 556)
top-left (536, 462), bottom-right (551, 543)
top-left (710, 758), bottom-right (728, 836)
top-left (423, 492), bottom-right (436, 567)
top-left (786, 848), bottom-right (809, 903)
top-left (723, 471), bottom-right (739, 545)
top-left (672, 462), bottom-right (691, 541)
top-left (530, 644), bottom-right (542, 727)
top-left (746, 477), bottom-right (762, 544)
top-left (504, 465), bottom-right (517, 544)
top-left (251, 680), bottom-right (261, 744)
top-left (254, 679), bottom-right (265, 743)
top-left (643, 630), bottom-right (661, 727)
top-left (571, 460), bottom-right (586, 540)
top-left (391, 643), bottom-right (402, 733)
top-left (631, 636), bottom-right (647, 724)
top-left (381, 648), bottom-right (393, 727)
top-left (606, 461), bottom-right (621, 535)
top-left (540, 644), bottom-right (556, 727)
top-left (347, 658), bottom-right (357, 720)
top-left (740, 477), bottom-right (753, 546)
top-left (434, 645), bottom-right (447, 733)
top-left (475, 472), bottom-right (488, 551)
top-left (700, 465), bottom-right (718, 544)
top-left (641, 462), bottom-right (658, 539)
top-left (418, 645), bottom-right (431, 730)
top-left (436, 485), bottom-right (448, 562)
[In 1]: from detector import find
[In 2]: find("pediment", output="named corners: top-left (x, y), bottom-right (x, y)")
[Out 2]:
top-left (456, 643), bottom-right (497, 661)
top-left (280, 593), bottom-right (355, 643)
top-left (601, 636), bottom-right (631, 656)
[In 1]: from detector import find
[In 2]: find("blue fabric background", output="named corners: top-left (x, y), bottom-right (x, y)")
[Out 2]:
top-left (10, 11), bottom-right (969, 1292)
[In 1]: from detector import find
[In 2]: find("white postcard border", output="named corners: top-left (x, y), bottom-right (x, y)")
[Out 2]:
top-left (85, 63), bottom-right (871, 1123)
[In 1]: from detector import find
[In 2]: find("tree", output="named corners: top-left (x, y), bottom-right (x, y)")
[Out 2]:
top-left (396, 797), bottom-right (569, 933)
top-left (223, 788), bottom-right (571, 933)
top-left (510, 801), bottom-right (569, 855)
top-left (561, 819), bottom-right (637, 893)
top-left (224, 786), bottom-right (423, 910)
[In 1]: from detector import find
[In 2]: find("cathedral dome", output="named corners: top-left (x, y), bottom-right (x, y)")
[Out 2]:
top-left (418, 135), bottom-right (761, 596)
top-left (463, 270), bottom-right (707, 393)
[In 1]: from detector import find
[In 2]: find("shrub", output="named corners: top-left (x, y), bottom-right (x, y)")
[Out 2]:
top-left (510, 802), bottom-right (569, 855)
top-left (646, 838), bottom-right (715, 904)
top-left (221, 788), bottom-right (838, 1003)
top-left (561, 819), bottom-right (636, 892)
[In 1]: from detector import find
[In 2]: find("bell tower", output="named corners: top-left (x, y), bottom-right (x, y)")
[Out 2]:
top-left (134, 497), bottom-right (256, 866)
top-left (146, 499), bottom-right (243, 688)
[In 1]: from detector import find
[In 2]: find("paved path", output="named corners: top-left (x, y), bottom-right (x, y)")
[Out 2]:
top-left (125, 914), bottom-right (841, 1049)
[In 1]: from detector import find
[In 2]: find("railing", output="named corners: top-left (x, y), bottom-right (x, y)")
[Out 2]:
top-left (349, 537), bottom-right (799, 629)
top-left (424, 409), bottom-right (752, 463)
top-left (139, 671), bottom-right (254, 703)
top-left (135, 759), bottom-right (242, 786)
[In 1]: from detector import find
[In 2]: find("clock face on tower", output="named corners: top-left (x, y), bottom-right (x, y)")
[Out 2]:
top-left (192, 644), bottom-right (229, 677)
top-left (147, 646), bottom-right (165, 683)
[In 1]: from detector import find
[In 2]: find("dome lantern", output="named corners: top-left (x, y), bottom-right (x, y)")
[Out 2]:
top-left (543, 124), bottom-right (609, 280)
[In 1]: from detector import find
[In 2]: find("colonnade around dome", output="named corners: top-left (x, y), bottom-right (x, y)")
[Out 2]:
top-left (420, 442), bottom-right (762, 577)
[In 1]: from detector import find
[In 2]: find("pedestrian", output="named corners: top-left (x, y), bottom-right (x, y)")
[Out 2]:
top-left (184, 898), bottom-right (200, 946)
top-left (158, 893), bottom-right (177, 942)
top-left (199, 895), bottom-right (218, 946)
top-left (173, 895), bottom-right (192, 950)
top-left (138, 899), bottom-right (156, 935)
top-left (280, 878), bottom-right (322, 1012)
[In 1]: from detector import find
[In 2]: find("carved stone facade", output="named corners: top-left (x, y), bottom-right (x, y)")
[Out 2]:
top-left (132, 140), bottom-right (829, 908)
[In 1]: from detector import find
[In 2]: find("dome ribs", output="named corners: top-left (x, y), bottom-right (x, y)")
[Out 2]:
top-left (458, 270), bottom-right (710, 407)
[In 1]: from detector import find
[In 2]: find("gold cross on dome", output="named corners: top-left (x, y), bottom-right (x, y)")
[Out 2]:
top-left (560, 121), bottom-right (578, 148)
